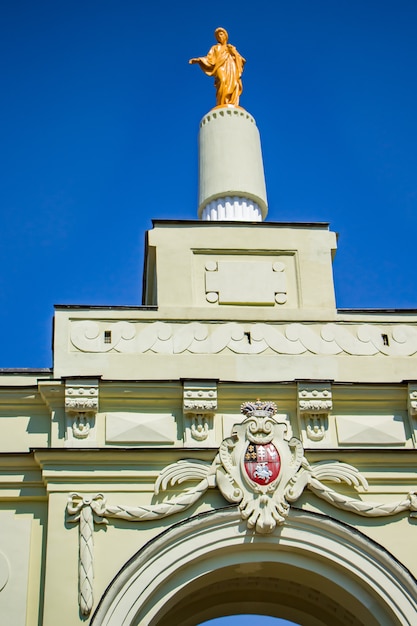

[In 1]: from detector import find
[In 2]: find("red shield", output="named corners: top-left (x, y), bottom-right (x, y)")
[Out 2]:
top-left (244, 442), bottom-right (281, 485)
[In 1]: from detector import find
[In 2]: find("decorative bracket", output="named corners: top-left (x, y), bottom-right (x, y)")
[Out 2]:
top-left (408, 383), bottom-right (417, 417)
top-left (298, 382), bottom-right (332, 445)
top-left (65, 399), bottom-right (417, 619)
top-left (66, 399), bottom-right (417, 536)
top-left (65, 378), bottom-right (99, 446)
top-left (183, 381), bottom-right (217, 445)
top-left (407, 383), bottom-right (417, 447)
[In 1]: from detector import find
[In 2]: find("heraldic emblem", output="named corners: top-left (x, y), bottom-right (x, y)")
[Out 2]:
top-left (67, 399), bottom-right (417, 615)
top-left (215, 400), bottom-right (305, 532)
top-left (69, 400), bottom-right (417, 535)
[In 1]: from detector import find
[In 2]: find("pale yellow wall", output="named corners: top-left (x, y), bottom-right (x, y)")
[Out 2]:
top-left (1, 219), bottom-right (417, 624)
top-left (1, 377), bottom-right (417, 624)
top-left (143, 221), bottom-right (337, 311)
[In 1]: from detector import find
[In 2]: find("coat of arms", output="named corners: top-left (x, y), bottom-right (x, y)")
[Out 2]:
top-left (215, 400), bottom-right (305, 532)
top-left (67, 399), bottom-right (417, 615)
top-left (69, 399), bottom-right (417, 535)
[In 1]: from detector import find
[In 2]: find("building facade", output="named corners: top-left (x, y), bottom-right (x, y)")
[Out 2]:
top-left (1, 104), bottom-right (417, 625)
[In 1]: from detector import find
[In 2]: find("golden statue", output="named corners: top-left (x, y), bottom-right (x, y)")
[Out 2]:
top-left (189, 27), bottom-right (246, 107)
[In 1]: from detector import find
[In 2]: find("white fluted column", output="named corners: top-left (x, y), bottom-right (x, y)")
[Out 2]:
top-left (198, 106), bottom-right (268, 221)
top-left (201, 196), bottom-right (262, 221)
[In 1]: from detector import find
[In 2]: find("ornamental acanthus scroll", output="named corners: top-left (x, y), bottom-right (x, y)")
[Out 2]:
top-left (67, 400), bottom-right (417, 615)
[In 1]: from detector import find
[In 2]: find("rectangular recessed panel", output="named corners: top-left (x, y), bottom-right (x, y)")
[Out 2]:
top-left (217, 261), bottom-right (275, 304)
top-left (106, 412), bottom-right (176, 443)
top-left (336, 415), bottom-right (406, 445)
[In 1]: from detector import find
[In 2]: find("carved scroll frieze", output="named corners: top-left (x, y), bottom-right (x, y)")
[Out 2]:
top-left (298, 383), bottom-right (332, 445)
top-left (65, 379), bottom-right (99, 445)
top-left (70, 320), bottom-right (417, 357)
top-left (183, 381), bottom-right (217, 445)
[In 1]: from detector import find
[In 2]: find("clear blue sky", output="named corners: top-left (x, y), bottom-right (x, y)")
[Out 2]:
top-left (2, 3), bottom-right (415, 623)
top-left (201, 618), bottom-right (296, 625)
top-left (1, 0), bottom-right (417, 372)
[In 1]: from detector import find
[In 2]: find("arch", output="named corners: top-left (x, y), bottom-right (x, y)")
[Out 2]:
top-left (91, 507), bottom-right (417, 626)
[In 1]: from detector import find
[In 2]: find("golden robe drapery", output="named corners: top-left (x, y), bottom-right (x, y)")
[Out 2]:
top-left (195, 42), bottom-right (245, 107)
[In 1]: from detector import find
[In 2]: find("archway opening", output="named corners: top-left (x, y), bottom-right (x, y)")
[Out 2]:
top-left (199, 618), bottom-right (298, 625)
top-left (153, 562), bottom-right (368, 626)
top-left (91, 508), bottom-right (417, 626)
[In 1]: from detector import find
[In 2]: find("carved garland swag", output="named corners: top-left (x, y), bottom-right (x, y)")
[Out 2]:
top-left (67, 400), bottom-right (417, 616)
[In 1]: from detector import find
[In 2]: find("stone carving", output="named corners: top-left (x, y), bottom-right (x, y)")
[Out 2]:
top-left (65, 380), bottom-right (99, 443)
top-left (183, 382), bottom-right (217, 443)
top-left (66, 401), bottom-right (417, 542)
top-left (104, 463), bottom-right (214, 522)
top-left (305, 416), bottom-right (327, 442)
top-left (65, 403), bottom-right (417, 615)
top-left (299, 400), bottom-right (333, 412)
top-left (189, 27), bottom-right (246, 107)
top-left (190, 418), bottom-right (209, 441)
top-left (71, 413), bottom-right (91, 439)
top-left (65, 393), bottom-right (98, 412)
top-left (212, 401), bottom-right (415, 531)
top-left (298, 383), bottom-right (332, 443)
top-left (408, 384), bottom-right (417, 417)
top-left (67, 494), bottom-right (107, 616)
top-left (70, 320), bottom-right (417, 357)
